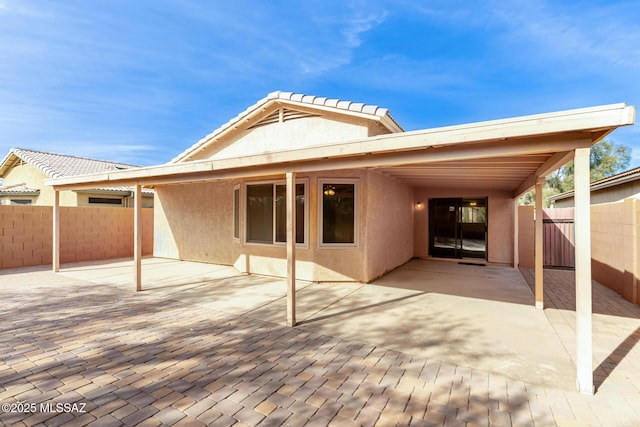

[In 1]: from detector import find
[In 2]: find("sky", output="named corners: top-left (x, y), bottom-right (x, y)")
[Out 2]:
top-left (1, 0), bottom-right (639, 168)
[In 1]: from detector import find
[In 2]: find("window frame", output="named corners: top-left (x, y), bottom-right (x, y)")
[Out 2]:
top-left (88, 197), bottom-right (122, 205)
top-left (233, 184), bottom-right (241, 242)
top-left (318, 178), bottom-right (360, 249)
top-left (244, 178), bottom-right (308, 248)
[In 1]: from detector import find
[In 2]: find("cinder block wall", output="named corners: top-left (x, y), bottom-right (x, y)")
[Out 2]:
top-left (518, 201), bottom-right (639, 305)
top-left (0, 206), bottom-right (153, 269)
top-left (591, 199), bottom-right (639, 304)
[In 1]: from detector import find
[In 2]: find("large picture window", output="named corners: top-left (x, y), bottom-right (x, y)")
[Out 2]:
top-left (246, 181), bottom-right (306, 245)
top-left (319, 180), bottom-right (358, 246)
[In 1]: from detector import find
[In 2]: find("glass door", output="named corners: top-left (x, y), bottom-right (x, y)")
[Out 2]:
top-left (429, 198), bottom-right (462, 258)
top-left (460, 199), bottom-right (487, 259)
top-left (429, 198), bottom-right (487, 260)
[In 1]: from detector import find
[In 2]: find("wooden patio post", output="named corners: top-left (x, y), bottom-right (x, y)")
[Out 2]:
top-left (534, 177), bottom-right (544, 309)
top-left (134, 185), bottom-right (142, 292)
top-left (574, 147), bottom-right (594, 394)
top-left (52, 189), bottom-right (60, 273)
top-left (286, 172), bottom-right (296, 327)
top-left (513, 201), bottom-right (519, 269)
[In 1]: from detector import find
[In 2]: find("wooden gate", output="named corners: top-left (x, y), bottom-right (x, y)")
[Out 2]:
top-left (542, 208), bottom-right (575, 269)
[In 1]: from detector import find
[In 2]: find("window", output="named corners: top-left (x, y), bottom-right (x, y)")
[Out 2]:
top-left (319, 180), bottom-right (358, 246)
top-left (275, 183), bottom-right (305, 244)
top-left (233, 186), bottom-right (240, 241)
top-left (10, 199), bottom-right (32, 205)
top-left (246, 181), bottom-right (306, 245)
top-left (88, 197), bottom-right (122, 205)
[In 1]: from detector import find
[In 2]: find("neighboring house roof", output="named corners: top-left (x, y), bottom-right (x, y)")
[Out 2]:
top-left (548, 166), bottom-right (640, 202)
top-left (0, 183), bottom-right (40, 196)
top-left (171, 90), bottom-right (404, 163)
top-left (0, 147), bottom-right (154, 195)
top-left (0, 147), bottom-right (138, 179)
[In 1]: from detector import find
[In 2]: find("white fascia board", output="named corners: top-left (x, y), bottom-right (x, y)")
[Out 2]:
top-left (47, 103), bottom-right (635, 189)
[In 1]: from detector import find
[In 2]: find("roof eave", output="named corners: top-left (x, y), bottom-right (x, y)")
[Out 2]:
top-left (0, 150), bottom-right (19, 178)
top-left (46, 102), bottom-right (636, 191)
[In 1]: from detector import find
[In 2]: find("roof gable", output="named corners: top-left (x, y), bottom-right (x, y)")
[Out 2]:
top-left (171, 91), bottom-right (403, 163)
top-left (0, 148), bottom-right (138, 179)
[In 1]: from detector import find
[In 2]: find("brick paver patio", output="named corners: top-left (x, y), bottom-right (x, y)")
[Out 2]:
top-left (1, 263), bottom-right (639, 426)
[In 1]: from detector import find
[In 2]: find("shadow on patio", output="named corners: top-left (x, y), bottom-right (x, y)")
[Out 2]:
top-left (56, 257), bottom-right (576, 390)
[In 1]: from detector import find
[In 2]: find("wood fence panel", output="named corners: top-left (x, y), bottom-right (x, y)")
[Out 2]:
top-left (542, 208), bottom-right (575, 269)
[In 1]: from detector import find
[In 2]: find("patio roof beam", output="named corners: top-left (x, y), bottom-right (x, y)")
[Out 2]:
top-left (49, 136), bottom-right (595, 192)
top-left (512, 149), bottom-right (577, 198)
top-left (55, 102), bottom-right (634, 185)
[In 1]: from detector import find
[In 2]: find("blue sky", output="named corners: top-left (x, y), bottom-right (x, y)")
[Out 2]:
top-left (1, 0), bottom-right (639, 168)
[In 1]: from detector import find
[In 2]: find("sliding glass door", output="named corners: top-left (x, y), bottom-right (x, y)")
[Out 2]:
top-left (429, 198), bottom-right (487, 259)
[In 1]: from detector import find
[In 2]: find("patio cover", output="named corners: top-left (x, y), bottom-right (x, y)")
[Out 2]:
top-left (46, 102), bottom-right (636, 394)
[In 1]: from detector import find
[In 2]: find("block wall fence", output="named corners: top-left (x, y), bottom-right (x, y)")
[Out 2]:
top-left (0, 206), bottom-right (154, 270)
top-left (518, 199), bottom-right (639, 305)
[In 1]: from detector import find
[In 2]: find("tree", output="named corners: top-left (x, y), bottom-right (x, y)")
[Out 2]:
top-left (518, 139), bottom-right (631, 206)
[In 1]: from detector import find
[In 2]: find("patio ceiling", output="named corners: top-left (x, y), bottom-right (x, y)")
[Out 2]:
top-left (374, 154), bottom-right (557, 192)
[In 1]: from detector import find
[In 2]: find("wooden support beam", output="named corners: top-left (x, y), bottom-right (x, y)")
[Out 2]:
top-left (286, 172), bottom-right (296, 327)
top-left (534, 177), bottom-right (544, 309)
top-left (52, 190), bottom-right (60, 273)
top-left (134, 185), bottom-right (142, 292)
top-left (631, 198), bottom-right (639, 305)
top-left (574, 147), bottom-right (594, 394)
top-left (513, 150), bottom-right (577, 198)
top-left (514, 200), bottom-right (519, 269)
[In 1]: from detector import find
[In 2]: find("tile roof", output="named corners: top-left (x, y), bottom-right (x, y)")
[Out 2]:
top-left (0, 148), bottom-right (154, 195)
top-left (0, 148), bottom-right (138, 179)
top-left (171, 90), bottom-right (404, 163)
top-left (0, 183), bottom-right (40, 195)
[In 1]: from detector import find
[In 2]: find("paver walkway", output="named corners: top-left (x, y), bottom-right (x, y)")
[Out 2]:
top-left (0, 261), bottom-right (639, 426)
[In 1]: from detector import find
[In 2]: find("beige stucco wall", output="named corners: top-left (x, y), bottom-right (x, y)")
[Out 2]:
top-left (187, 112), bottom-right (390, 162)
top-left (153, 169), bottom-right (414, 283)
top-left (3, 163), bottom-right (78, 206)
top-left (363, 171), bottom-right (414, 281)
top-left (412, 188), bottom-right (515, 265)
top-left (75, 192), bottom-right (155, 208)
top-left (153, 181), bottom-right (234, 264)
top-left (3, 162), bottom-right (154, 207)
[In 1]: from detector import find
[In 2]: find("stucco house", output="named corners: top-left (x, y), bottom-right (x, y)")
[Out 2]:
top-left (548, 166), bottom-right (640, 207)
top-left (0, 148), bottom-right (154, 207)
top-left (46, 91), bottom-right (636, 394)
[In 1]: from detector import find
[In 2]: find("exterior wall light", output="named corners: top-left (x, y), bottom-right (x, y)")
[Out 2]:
top-left (416, 202), bottom-right (423, 209)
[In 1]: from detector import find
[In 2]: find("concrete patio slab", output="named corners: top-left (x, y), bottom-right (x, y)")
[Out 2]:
top-left (248, 259), bottom-right (576, 390)
top-left (1, 258), bottom-right (639, 426)
top-left (56, 258), bottom-right (575, 388)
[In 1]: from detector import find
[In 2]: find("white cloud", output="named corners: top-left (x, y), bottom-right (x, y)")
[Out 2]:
top-left (489, 1), bottom-right (640, 71)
